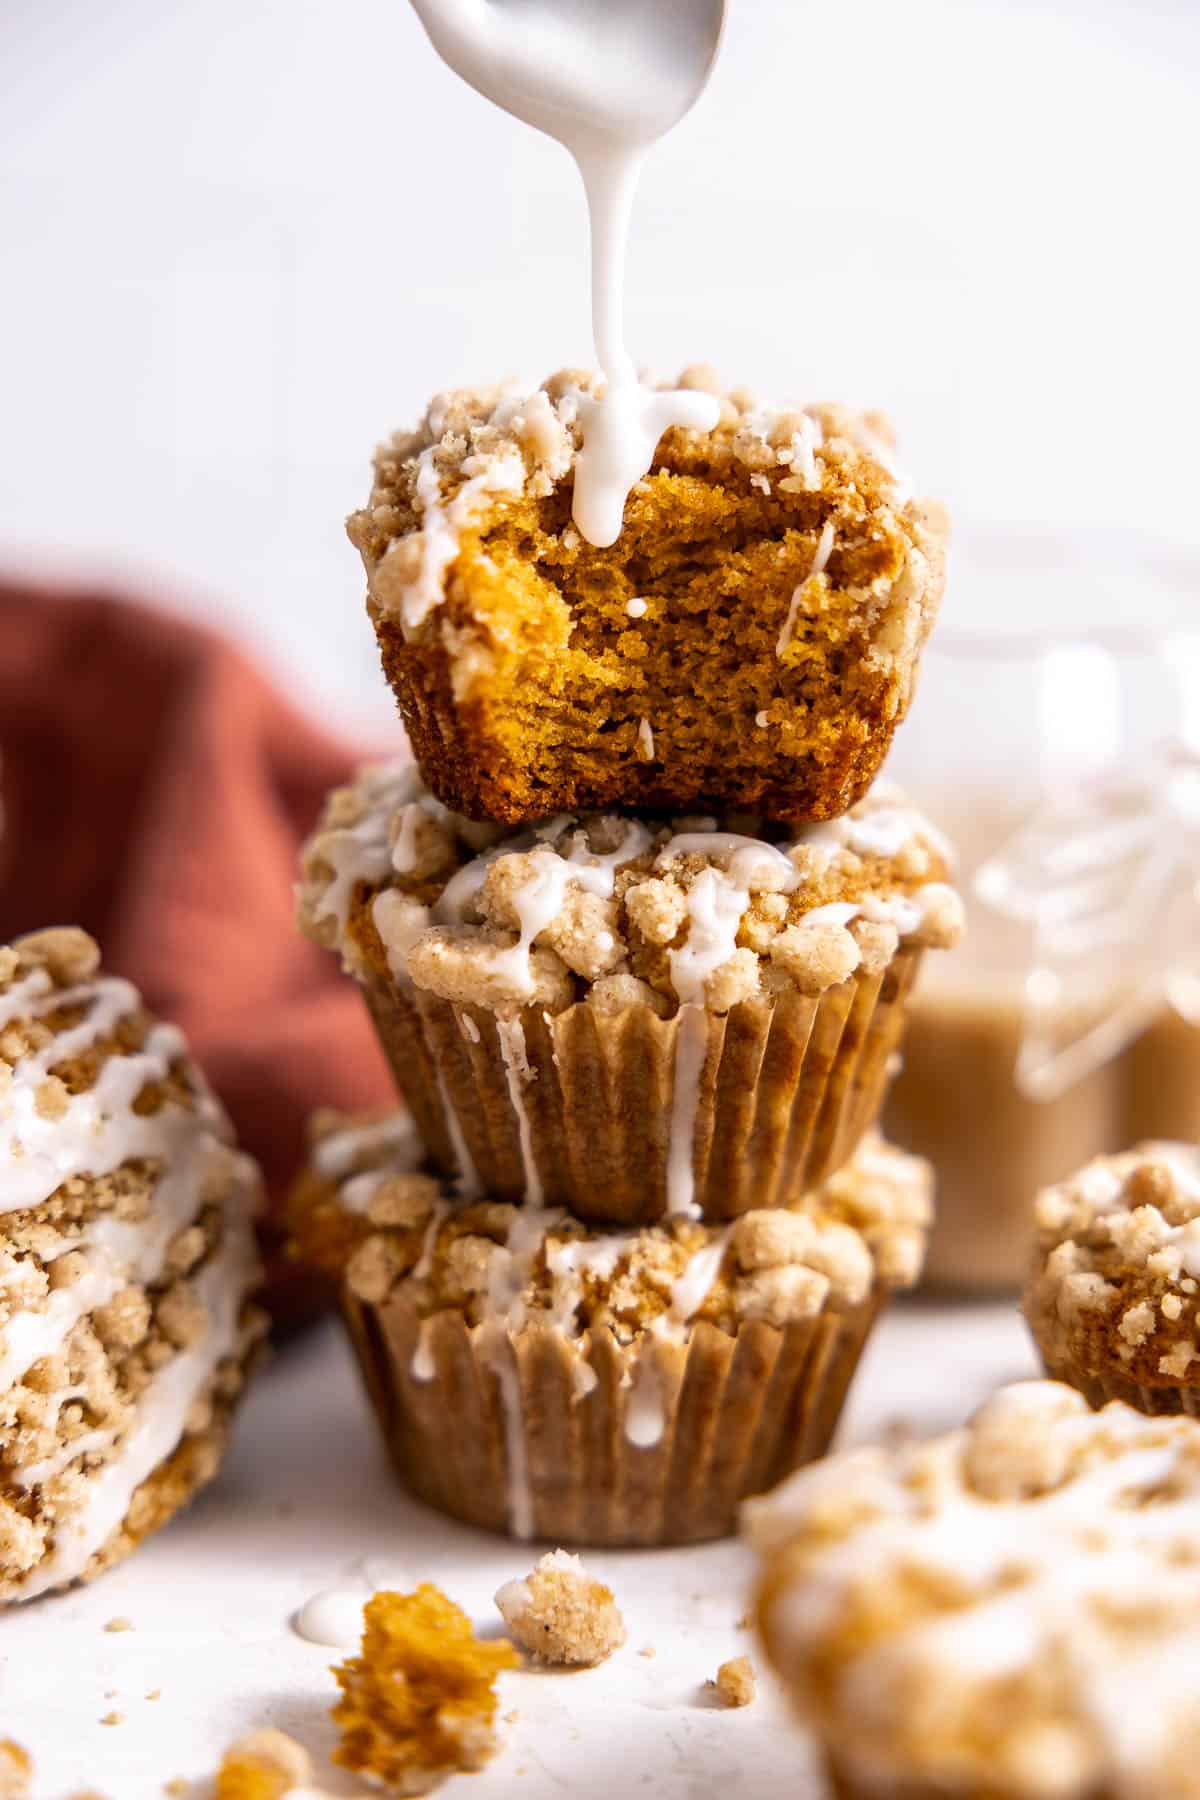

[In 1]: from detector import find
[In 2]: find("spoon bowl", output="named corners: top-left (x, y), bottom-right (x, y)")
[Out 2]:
top-left (408, 0), bottom-right (727, 145)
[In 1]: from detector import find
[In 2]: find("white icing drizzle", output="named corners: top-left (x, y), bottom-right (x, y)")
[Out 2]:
top-left (627, 597), bottom-right (648, 618)
top-left (435, 1059), bottom-right (480, 1198)
top-left (15, 1207), bottom-right (259, 1599)
top-left (666, 1004), bottom-right (708, 1218)
top-left (623, 1229), bottom-right (730, 1446)
top-left (292, 1585), bottom-right (368, 1649)
top-left (410, 1317), bottom-right (438, 1383)
top-left (0, 970), bottom-right (225, 1217)
top-left (489, 1330), bottom-right (534, 1541)
top-left (623, 1353), bottom-right (665, 1449)
top-left (636, 716), bottom-right (655, 762)
top-left (495, 1018), bottom-right (542, 1206)
top-left (312, 1114), bottom-right (420, 1181)
top-left (403, 439), bottom-right (527, 633)
top-left (411, 1198), bottom-right (450, 1285)
top-left (776, 518), bottom-right (836, 658)
top-left (308, 764), bottom-right (419, 939)
top-left (406, 0), bottom-right (723, 554)
top-left (752, 1385), bottom-right (1200, 1794)
top-left (0, 1139), bottom-right (245, 1394)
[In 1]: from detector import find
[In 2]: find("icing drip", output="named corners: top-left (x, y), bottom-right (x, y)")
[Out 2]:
top-left (403, 440), bottom-right (526, 633)
top-left (410, 1317), bottom-right (437, 1383)
top-left (623, 1352), bottom-right (665, 1449)
top-left (622, 1229), bottom-right (731, 1446)
top-left (776, 519), bottom-right (836, 658)
top-left (435, 1059), bottom-right (480, 1198)
top-left (293, 1586), bottom-right (367, 1649)
top-left (496, 1018), bottom-right (543, 1205)
top-left (489, 1332), bottom-right (534, 1541)
top-left (309, 765), bottom-right (419, 938)
top-left (666, 1005), bottom-right (708, 1219)
top-left (16, 1206), bottom-right (259, 1599)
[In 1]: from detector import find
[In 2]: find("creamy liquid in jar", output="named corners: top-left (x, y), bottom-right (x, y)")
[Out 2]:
top-left (408, 0), bottom-right (724, 544)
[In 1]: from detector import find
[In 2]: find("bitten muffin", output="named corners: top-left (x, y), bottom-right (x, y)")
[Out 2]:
top-left (0, 929), bottom-right (265, 1602)
top-left (290, 1111), bottom-right (932, 1545)
top-left (1025, 1142), bottom-right (1200, 1414)
top-left (297, 762), bottom-right (962, 1223)
top-left (346, 370), bottom-right (947, 824)
top-left (748, 1380), bottom-right (1200, 1800)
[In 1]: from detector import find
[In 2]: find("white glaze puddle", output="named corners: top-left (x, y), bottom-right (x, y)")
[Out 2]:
top-left (292, 1586), bottom-right (369, 1649)
top-left (408, 0), bottom-right (725, 544)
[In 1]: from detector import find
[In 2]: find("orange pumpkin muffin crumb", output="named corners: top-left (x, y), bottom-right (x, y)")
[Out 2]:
top-left (331, 1586), bottom-right (519, 1794)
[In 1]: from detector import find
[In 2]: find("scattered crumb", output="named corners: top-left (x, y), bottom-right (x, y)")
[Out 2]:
top-left (737, 1613), bottom-right (752, 1630)
top-left (0, 1739), bottom-right (32, 1800)
top-left (104, 1616), bottom-right (134, 1634)
top-left (103, 1690), bottom-right (117, 1700)
top-left (146, 1690), bottom-right (162, 1702)
top-left (163, 1782), bottom-right (188, 1799)
top-left (495, 1550), bottom-right (626, 1668)
top-left (332, 1586), bottom-right (518, 1793)
top-left (710, 1657), bottom-right (757, 1708)
top-left (503, 1709), bottom-right (519, 1726)
top-left (639, 1647), bottom-right (657, 1660)
top-left (99, 1712), bottom-right (124, 1728)
top-left (213, 1729), bottom-right (312, 1800)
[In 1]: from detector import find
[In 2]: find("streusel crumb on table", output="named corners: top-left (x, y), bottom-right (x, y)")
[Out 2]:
top-left (347, 370), bottom-right (946, 823)
top-left (495, 1549), bottom-right (625, 1666)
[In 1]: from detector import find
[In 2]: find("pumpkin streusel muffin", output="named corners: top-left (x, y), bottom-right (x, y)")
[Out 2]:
top-left (748, 1380), bottom-right (1200, 1800)
top-left (289, 1111), bottom-right (931, 1545)
top-left (0, 928), bottom-right (265, 1602)
top-left (1025, 1142), bottom-right (1200, 1415)
top-left (297, 762), bottom-right (962, 1223)
top-left (347, 370), bottom-right (947, 824)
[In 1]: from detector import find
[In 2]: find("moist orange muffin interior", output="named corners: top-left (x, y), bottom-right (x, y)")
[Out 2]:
top-left (351, 381), bottom-right (945, 822)
top-left (331, 1586), bottom-right (519, 1790)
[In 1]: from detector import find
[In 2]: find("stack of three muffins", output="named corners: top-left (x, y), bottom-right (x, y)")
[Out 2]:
top-left (291, 373), bottom-right (964, 1545)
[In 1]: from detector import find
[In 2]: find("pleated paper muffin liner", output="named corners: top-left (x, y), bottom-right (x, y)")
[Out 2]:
top-left (339, 1286), bottom-right (882, 1548)
top-left (1034, 1354), bottom-right (1200, 1421)
top-left (356, 948), bottom-right (921, 1225)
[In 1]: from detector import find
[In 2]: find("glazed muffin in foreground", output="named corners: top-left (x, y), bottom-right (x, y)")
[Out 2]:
top-left (748, 1380), bottom-right (1200, 1800)
top-left (0, 929), bottom-right (265, 1602)
top-left (1025, 1142), bottom-right (1200, 1415)
top-left (290, 1111), bottom-right (931, 1546)
top-left (297, 762), bottom-right (962, 1223)
top-left (347, 370), bottom-right (947, 824)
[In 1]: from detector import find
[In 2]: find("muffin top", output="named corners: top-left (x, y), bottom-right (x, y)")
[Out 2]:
top-left (0, 927), bottom-right (240, 1229)
top-left (289, 1114), bottom-right (932, 1339)
top-left (748, 1379), bottom-right (1200, 1800)
top-left (347, 368), bottom-right (936, 644)
top-left (1027, 1142), bottom-right (1200, 1388)
top-left (297, 762), bottom-right (963, 1016)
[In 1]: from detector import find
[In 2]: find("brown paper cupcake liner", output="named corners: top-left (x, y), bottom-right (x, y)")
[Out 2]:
top-left (339, 1286), bottom-right (881, 1547)
top-left (1035, 1354), bottom-right (1200, 1420)
top-left (358, 948), bottom-right (920, 1225)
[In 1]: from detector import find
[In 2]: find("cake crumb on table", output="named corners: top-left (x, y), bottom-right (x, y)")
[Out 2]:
top-left (0, 1739), bottom-right (31, 1800)
top-left (103, 1616), bottom-right (134, 1633)
top-left (638, 1646), bottom-right (657, 1660)
top-left (710, 1657), bottom-right (757, 1707)
top-left (213, 1729), bottom-right (312, 1800)
top-left (495, 1550), bottom-right (626, 1667)
top-left (99, 1713), bottom-right (124, 1728)
top-left (332, 1586), bottom-right (518, 1793)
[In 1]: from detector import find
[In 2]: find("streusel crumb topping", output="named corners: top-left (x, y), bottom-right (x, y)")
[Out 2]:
top-left (749, 1380), bottom-right (1200, 1800)
top-left (1027, 1143), bottom-right (1200, 1387)
top-left (289, 1116), bottom-right (930, 1336)
top-left (298, 762), bottom-right (961, 1014)
top-left (495, 1549), bottom-right (625, 1666)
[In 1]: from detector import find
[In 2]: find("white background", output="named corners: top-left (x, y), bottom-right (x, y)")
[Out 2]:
top-left (2, 0), bottom-right (1198, 735)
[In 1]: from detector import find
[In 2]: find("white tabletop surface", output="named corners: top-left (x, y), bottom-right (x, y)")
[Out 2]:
top-left (2, 1299), bottom-right (1036, 1799)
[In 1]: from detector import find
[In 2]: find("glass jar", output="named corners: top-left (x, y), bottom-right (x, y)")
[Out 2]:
top-left (884, 526), bottom-right (1200, 1291)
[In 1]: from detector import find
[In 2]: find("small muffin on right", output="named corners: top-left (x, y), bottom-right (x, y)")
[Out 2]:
top-left (1025, 1141), bottom-right (1200, 1414)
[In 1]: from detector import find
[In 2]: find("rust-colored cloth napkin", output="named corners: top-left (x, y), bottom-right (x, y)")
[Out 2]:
top-left (0, 579), bottom-right (394, 1319)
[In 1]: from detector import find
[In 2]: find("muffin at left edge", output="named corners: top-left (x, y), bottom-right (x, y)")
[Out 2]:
top-left (0, 927), bottom-right (267, 1603)
top-left (288, 1110), bottom-right (932, 1547)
